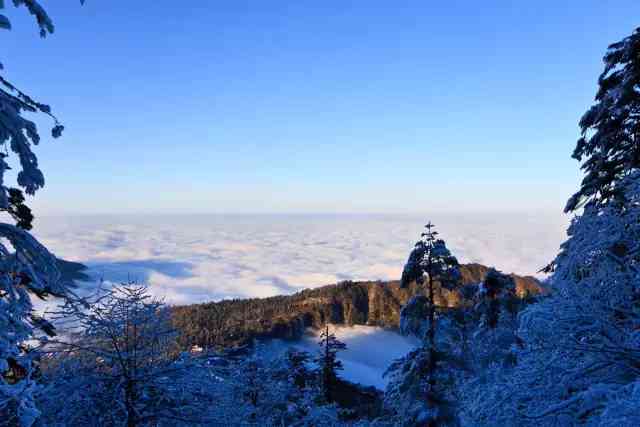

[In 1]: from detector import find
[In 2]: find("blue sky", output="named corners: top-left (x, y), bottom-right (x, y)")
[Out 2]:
top-left (4, 1), bottom-right (640, 215)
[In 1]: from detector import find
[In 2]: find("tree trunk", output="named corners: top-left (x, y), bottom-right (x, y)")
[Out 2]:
top-left (427, 255), bottom-right (435, 387)
top-left (426, 255), bottom-right (437, 427)
top-left (125, 379), bottom-right (136, 427)
top-left (324, 324), bottom-right (332, 402)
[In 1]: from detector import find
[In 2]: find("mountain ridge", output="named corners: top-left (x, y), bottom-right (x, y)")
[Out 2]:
top-left (172, 263), bottom-right (544, 348)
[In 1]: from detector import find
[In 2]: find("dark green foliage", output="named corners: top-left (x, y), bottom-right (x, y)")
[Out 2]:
top-left (476, 269), bottom-right (517, 329)
top-left (566, 27), bottom-right (640, 212)
top-left (401, 222), bottom-right (461, 291)
top-left (285, 349), bottom-right (314, 390)
top-left (4, 187), bottom-right (34, 230)
top-left (316, 325), bottom-right (347, 403)
top-left (171, 265), bottom-right (542, 350)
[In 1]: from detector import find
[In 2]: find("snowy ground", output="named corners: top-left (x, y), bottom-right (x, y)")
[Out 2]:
top-left (33, 213), bottom-right (567, 305)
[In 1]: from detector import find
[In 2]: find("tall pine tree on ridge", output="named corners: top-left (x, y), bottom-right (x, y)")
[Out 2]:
top-left (387, 222), bottom-right (461, 426)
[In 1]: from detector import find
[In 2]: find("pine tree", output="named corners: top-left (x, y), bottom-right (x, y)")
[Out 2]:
top-left (315, 324), bottom-right (346, 403)
top-left (565, 26), bottom-right (640, 212)
top-left (393, 222), bottom-right (461, 426)
top-left (400, 222), bottom-right (460, 382)
top-left (401, 222), bottom-right (461, 347)
top-left (467, 27), bottom-right (640, 426)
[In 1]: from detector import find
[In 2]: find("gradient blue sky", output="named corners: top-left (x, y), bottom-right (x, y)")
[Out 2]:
top-left (4, 1), bottom-right (640, 214)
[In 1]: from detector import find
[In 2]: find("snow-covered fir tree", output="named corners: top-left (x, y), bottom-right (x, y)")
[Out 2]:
top-left (565, 26), bottom-right (640, 213)
top-left (467, 173), bottom-right (640, 426)
top-left (466, 26), bottom-right (640, 427)
top-left (210, 343), bottom-right (355, 426)
top-left (514, 26), bottom-right (640, 426)
top-left (0, 226), bottom-right (64, 427)
top-left (386, 222), bottom-right (462, 427)
top-left (400, 222), bottom-right (461, 348)
top-left (316, 324), bottom-right (347, 403)
top-left (0, 3), bottom-right (85, 425)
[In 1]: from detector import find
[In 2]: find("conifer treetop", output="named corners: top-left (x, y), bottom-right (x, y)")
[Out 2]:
top-left (566, 26), bottom-right (640, 212)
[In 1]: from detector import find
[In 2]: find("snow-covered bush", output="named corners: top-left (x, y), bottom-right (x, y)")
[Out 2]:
top-left (39, 284), bottom-right (219, 426)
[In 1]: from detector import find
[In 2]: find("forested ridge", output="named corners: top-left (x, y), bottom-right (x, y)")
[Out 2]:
top-left (172, 263), bottom-right (542, 349)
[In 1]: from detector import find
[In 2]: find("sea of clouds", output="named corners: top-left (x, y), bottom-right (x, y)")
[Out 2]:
top-left (265, 325), bottom-right (421, 389)
top-left (33, 213), bottom-right (568, 304)
top-left (32, 213), bottom-right (568, 387)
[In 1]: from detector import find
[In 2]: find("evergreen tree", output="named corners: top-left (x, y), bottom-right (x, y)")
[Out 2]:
top-left (445, 284), bottom-right (479, 363)
top-left (5, 188), bottom-right (34, 230)
top-left (286, 349), bottom-right (314, 390)
top-left (0, 3), bottom-right (85, 425)
top-left (468, 27), bottom-right (640, 426)
top-left (401, 222), bottom-right (461, 348)
top-left (391, 222), bottom-right (461, 426)
top-left (566, 26), bottom-right (640, 213)
top-left (315, 324), bottom-right (346, 403)
top-left (475, 268), bottom-right (517, 329)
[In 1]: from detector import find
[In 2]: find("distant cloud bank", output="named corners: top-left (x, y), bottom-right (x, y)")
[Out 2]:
top-left (33, 213), bottom-right (568, 305)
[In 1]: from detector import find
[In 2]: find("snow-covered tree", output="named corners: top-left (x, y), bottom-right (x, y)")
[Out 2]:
top-left (466, 27), bottom-right (640, 427)
top-left (316, 324), bottom-right (347, 403)
top-left (475, 268), bottom-right (517, 330)
top-left (510, 173), bottom-right (640, 425)
top-left (0, 3), bottom-right (85, 425)
top-left (0, 225), bottom-right (65, 427)
top-left (0, 1), bottom-right (71, 201)
top-left (389, 222), bottom-right (461, 426)
top-left (565, 26), bottom-right (640, 213)
top-left (511, 27), bottom-right (640, 426)
top-left (40, 284), bottom-right (217, 427)
top-left (225, 346), bottom-right (339, 425)
top-left (286, 348), bottom-right (314, 391)
top-left (445, 284), bottom-right (479, 363)
top-left (401, 222), bottom-right (461, 348)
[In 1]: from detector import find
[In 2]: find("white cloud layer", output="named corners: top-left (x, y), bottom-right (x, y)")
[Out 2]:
top-left (31, 213), bottom-right (568, 387)
top-left (33, 213), bottom-right (568, 305)
top-left (265, 325), bottom-right (421, 389)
